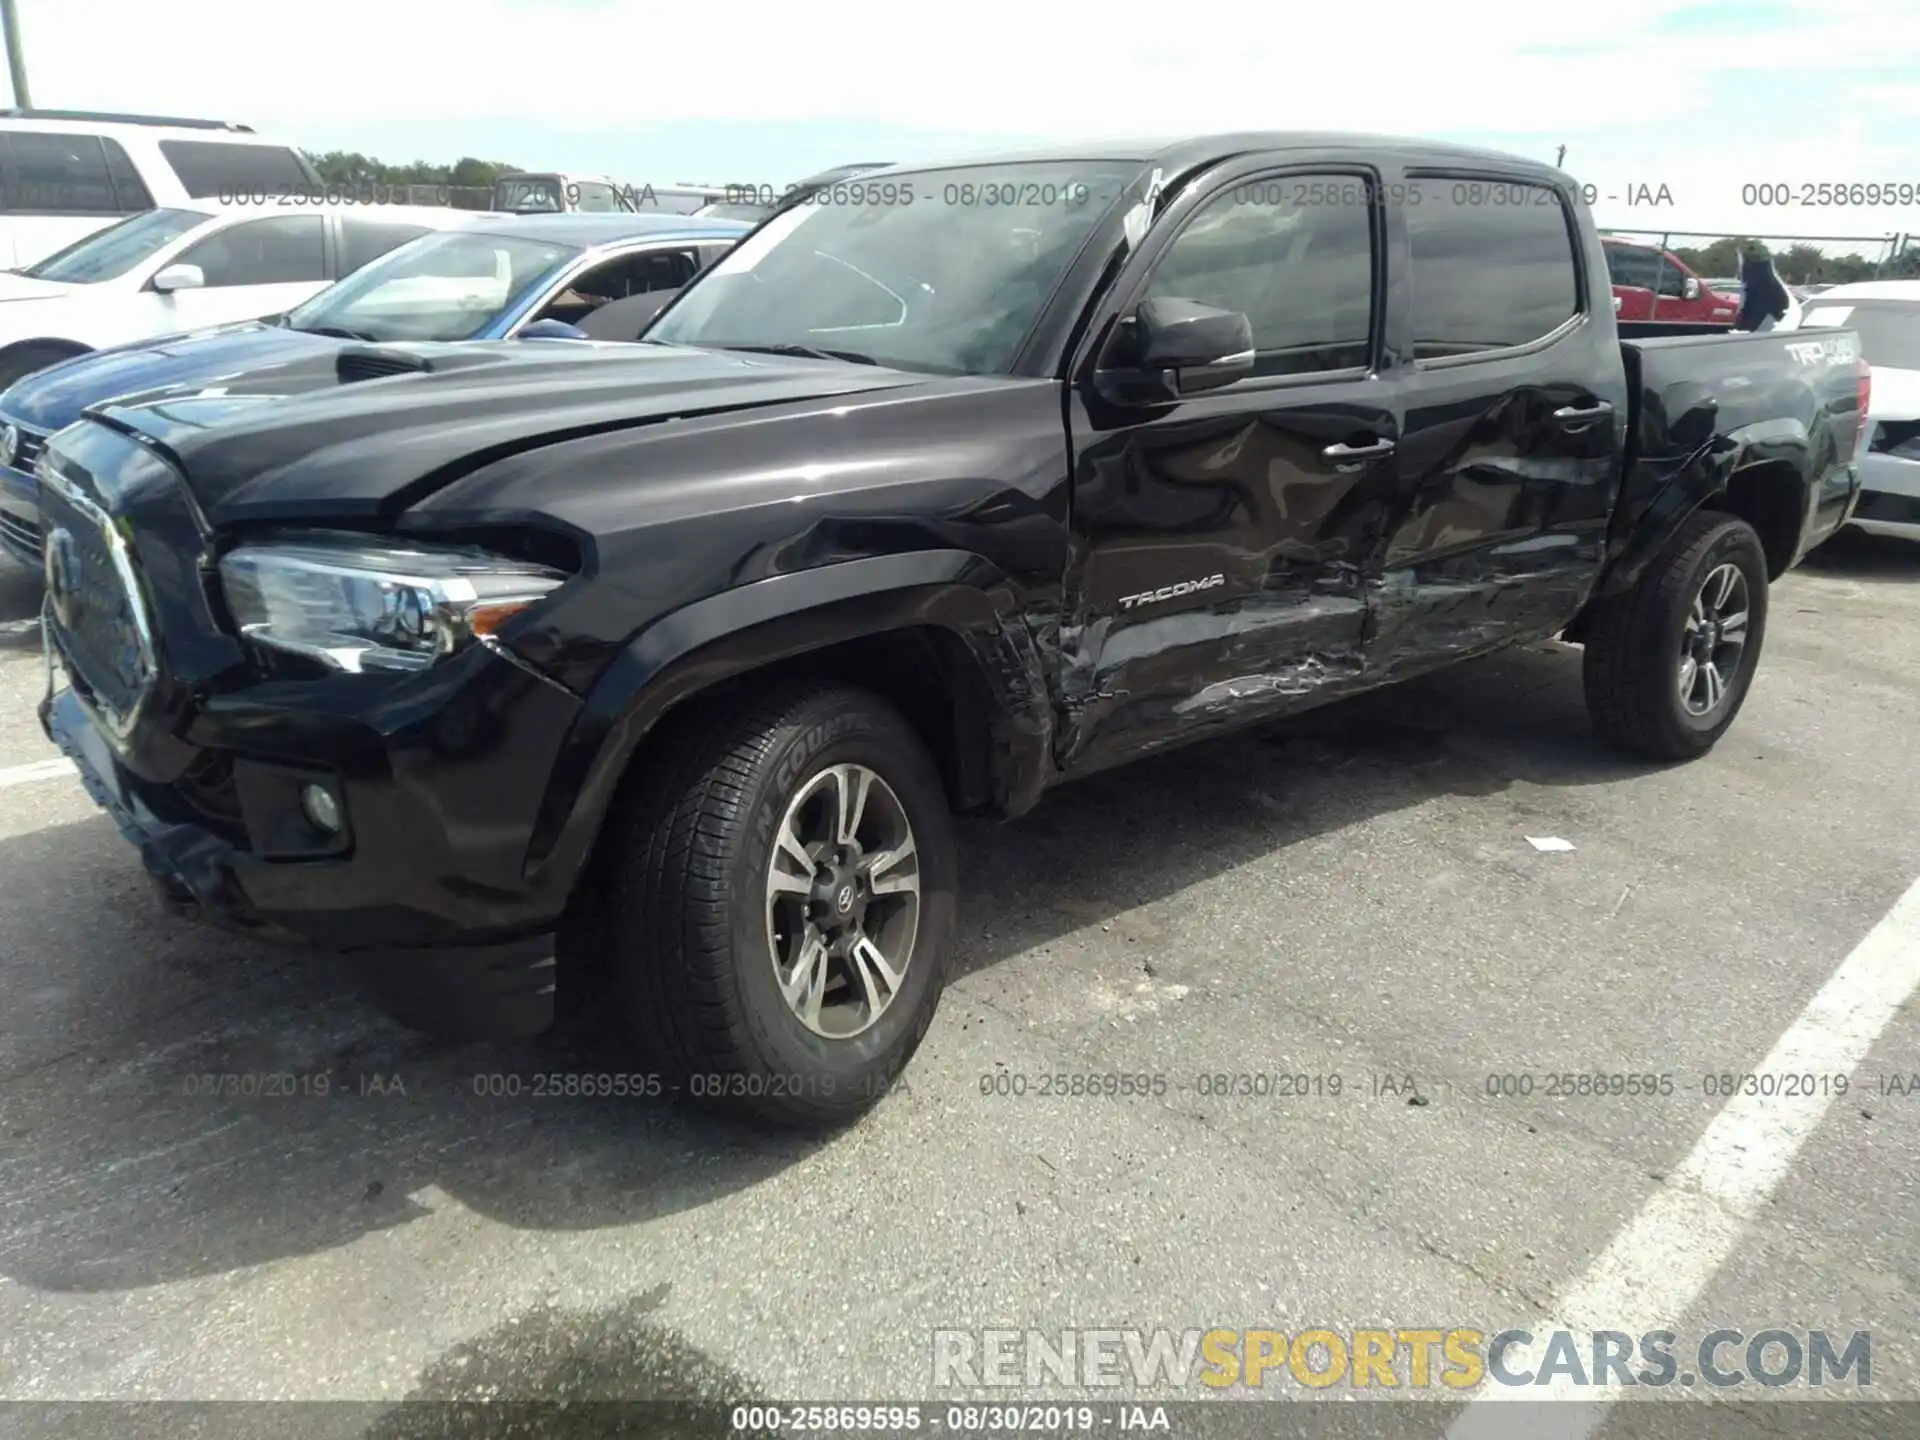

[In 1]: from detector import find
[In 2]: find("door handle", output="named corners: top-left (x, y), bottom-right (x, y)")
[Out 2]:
top-left (1553, 402), bottom-right (1614, 425)
top-left (1321, 438), bottom-right (1395, 470)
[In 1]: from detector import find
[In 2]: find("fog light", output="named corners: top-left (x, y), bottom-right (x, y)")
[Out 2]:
top-left (300, 782), bottom-right (342, 834)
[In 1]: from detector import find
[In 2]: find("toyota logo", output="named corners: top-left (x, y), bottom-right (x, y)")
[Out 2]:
top-left (43, 526), bottom-right (84, 631)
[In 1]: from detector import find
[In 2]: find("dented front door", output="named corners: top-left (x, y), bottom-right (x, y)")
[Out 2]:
top-left (1055, 159), bottom-right (1401, 775)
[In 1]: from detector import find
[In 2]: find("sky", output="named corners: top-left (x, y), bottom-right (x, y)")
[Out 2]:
top-left (12, 0), bottom-right (1920, 257)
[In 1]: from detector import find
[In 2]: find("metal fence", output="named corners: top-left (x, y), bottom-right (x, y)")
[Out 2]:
top-left (1598, 228), bottom-right (1911, 272)
top-left (324, 182), bottom-right (497, 209)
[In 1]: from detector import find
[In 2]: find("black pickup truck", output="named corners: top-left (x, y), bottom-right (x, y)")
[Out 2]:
top-left (34, 133), bottom-right (1867, 1125)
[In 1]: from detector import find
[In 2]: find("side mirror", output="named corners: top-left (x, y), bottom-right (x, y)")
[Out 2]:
top-left (152, 263), bottom-right (205, 294)
top-left (1096, 296), bottom-right (1254, 402)
top-left (517, 318), bottom-right (589, 340)
top-left (1682, 276), bottom-right (1701, 301)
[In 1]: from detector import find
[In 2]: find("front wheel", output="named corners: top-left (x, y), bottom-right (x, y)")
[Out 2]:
top-left (605, 682), bottom-right (957, 1127)
top-left (1582, 510), bottom-right (1770, 759)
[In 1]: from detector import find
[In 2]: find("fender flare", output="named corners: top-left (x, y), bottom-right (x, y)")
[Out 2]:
top-left (1592, 417), bottom-right (1812, 601)
top-left (523, 550), bottom-right (1055, 879)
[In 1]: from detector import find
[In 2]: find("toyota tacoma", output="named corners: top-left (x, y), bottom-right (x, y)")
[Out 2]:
top-left (34, 134), bottom-right (1868, 1125)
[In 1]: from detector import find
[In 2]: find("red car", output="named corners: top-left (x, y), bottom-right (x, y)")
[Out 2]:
top-left (1603, 237), bottom-right (1740, 324)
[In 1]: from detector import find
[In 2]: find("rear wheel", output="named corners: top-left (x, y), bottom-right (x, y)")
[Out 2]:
top-left (604, 682), bottom-right (956, 1127)
top-left (1582, 510), bottom-right (1770, 759)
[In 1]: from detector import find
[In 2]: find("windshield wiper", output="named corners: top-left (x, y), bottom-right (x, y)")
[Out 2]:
top-left (294, 324), bottom-right (382, 342)
top-left (714, 342), bottom-right (879, 366)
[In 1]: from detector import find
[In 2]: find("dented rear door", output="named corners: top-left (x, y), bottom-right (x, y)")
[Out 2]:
top-left (1056, 154), bottom-right (1402, 774)
top-left (1367, 168), bottom-right (1628, 673)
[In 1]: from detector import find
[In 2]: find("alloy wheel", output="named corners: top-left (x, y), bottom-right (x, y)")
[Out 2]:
top-left (764, 763), bottom-right (921, 1039)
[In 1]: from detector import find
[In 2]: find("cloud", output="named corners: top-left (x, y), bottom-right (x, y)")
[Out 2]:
top-left (14, 0), bottom-right (1734, 133)
top-left (12, 0), bottom-right (1917, 244)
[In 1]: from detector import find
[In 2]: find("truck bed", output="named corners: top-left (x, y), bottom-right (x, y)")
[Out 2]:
top-left (1613, 322), bottom-right (1865, 566)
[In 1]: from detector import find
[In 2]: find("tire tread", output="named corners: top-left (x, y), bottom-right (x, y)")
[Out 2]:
top-left (606, 681), bottom-right (942, 1126)
top-left (1583, 509), bottom-right (1766, 759)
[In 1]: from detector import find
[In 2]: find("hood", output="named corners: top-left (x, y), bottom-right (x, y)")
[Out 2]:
top-left (0, 271), bottom-right (75, 303)
top-left (94, 341), bottom-right (929, 524)
top-left (1867, 365), bottom-right (1920, 421)
top-left (2, 322), bottom-right (348, 431)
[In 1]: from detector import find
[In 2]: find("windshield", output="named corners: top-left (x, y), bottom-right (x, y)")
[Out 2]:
top-left (493, 177), bottom-right (565, 212)
top-left (22, 207), bottom-right (211, 283)
top-left (647, 161), bottom-right (1140, 374)
top-left (281, 229), bottom-right (583, 343)
top-left (1799, 300), bottom-right (1920, 369)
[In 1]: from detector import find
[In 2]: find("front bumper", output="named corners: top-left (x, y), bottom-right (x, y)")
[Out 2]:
top-left (41, 640), bottom-right (582, 1039)
top-left (1849, 452), bottom-right (1920, 536)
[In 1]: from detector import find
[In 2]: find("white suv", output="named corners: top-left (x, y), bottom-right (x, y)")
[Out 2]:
top-left (0, 202), bottom-right (489, 386)
top-left (0, 109), bottom-right (320, 269)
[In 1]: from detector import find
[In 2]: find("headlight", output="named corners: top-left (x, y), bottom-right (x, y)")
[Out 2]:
top-left (218, 532), bottom-right (566, 672)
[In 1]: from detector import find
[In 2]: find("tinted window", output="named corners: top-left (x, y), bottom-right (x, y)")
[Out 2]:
top-left (1, 132), bottom-right (117, 213)
top-left (1604, 244), bottom-right (1660, 290)
top-left (157, 140), bottom-right (314, 199)
top-left (494, 177), bottom-right (564, 212)
top-left (1653, 254), bottom-right (1689, 298)
top-left (176, 215), bottom-right (326, 286)
top-left (100, 138), bottom-right (153, 211)
top-left (21, 207), bottom-right (208, 282)
top-left (1407, 180), bottom-right (1579, 358)
top-left (571, 247), bottom-right (700, 297)
top-left (651, 161), bottom-right (1140, 376)
top-left (283, 229), bottom-right (580, 343)
top-left (1141, 174), bottom-right (1374, 377)
top-left (339, 217), bottom-right (433, 273)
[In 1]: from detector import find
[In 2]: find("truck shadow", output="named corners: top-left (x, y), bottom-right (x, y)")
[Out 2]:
top-left (1799, 527), bottom-right (1920, 583)
top-left (0, 640), bottom-right (1647, 1295)
top-left (0, 556), bottom-right (43, 647)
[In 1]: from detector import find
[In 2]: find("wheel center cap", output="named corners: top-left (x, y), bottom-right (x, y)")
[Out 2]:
top-left (835, 883), bottom-right (856, 914)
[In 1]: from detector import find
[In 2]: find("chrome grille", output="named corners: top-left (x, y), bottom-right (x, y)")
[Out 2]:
top-left (13, 427), bottom-right (46, 471)
top-left (0, 507), bottom-right (39, 564)
top-left (38, 470), bottom-right (156, 734)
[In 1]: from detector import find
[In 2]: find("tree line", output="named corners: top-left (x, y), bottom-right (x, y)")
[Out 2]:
top-left (304, 152), bottom-right (520, 190)
top-left (1667, 236), bottom-right (1920, 284)
top-left (304, 153), bottom-right (1920, 282)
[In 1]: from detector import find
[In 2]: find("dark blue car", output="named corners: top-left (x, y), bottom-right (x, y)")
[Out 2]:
top-left (0, 211), bottom-right (749, 565)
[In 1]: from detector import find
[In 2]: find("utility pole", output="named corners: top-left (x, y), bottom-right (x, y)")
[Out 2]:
top-left (1, 0), bottom-right (29, 109)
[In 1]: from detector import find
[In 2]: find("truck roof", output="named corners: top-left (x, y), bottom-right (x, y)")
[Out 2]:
top-left (861, 132), bottom-right (1565, 181)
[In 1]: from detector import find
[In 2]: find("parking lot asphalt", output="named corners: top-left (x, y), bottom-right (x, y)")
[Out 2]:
top-left (0, 535), bottom-right (1916, 1437)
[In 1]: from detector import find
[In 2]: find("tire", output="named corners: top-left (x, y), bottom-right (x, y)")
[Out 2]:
top-left (0, 342), bottom-right (89, 390)
top-left (1582, 509), bottom-right (1770, 759)
top-left (605, 681), bottom-right (957, 1127)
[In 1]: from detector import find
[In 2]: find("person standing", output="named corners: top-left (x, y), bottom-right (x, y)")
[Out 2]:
top-left (1737, 247), bottom-right (1792, 332)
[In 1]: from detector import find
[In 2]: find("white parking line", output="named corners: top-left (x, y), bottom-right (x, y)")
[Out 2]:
top-left (1445, 871), bottom-right (1920, 1438)
top-left (0, 757), bottom-right (75, 788)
